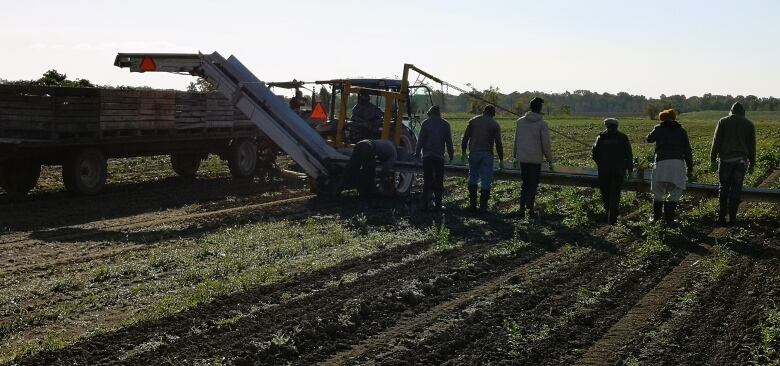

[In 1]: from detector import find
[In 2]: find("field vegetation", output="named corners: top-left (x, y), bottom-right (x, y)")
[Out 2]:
top-left (0, 111), bottom-right (778, 365)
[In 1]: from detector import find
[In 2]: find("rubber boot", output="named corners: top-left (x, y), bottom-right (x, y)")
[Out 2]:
top-left (468, 184), bottom-right (478, 212)
top-left (715, 196), bottom-right (728, 226)
top-left (664, 201), bottom-right (678, 225)
top-left (651, 201), bottom-right (663, 223)
top-left (527, 201), bottom-right (537, 220)
top-left (479, 189), bottom-right (490, 213)
top-left (420, 191), bottom-right (432, 212)
top-left (434, 191), bottom-right (444, 211)
top-left (728, 201), bottom-right (740, 226)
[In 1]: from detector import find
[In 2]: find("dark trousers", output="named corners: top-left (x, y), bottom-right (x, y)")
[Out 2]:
top-left (520, 163), bottom-right (541, 211)
top-left (345, 142), bottom-right (376, 197)
top-left (423, 156), bottom-right (445, 205)
top-left (598, 167), bottom-right (625, 223)
top-left (718, 160), bottom-right (747, 203)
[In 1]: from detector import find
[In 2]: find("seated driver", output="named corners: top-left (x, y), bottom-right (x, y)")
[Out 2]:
top-left (351, 91), bottom-right (384, 131)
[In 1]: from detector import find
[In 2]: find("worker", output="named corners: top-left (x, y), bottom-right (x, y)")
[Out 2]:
top-left (592, 118), bottom-right (634, 225)
top-left (415, 105), bottom-right (454, 211)
top-left (289, 89), bottom-right (306, 113)
top-left (513, 97), bottom-right (554, 219)
top-left (351, 91), bottom-right (384, 137)
top-left (647, 109), bottom-right (693, 224)
top-left (710, 102), bottom-right (756, 226)
top-left (461, 105), bottom-right (503, 212)
top-left (344, 139), bottom-right (397, 197)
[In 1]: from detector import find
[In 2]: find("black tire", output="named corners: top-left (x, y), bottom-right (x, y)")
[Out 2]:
top-left (170, 153), bottom-right (202, 178)
top-left (386, 126), bottom-right (417, 196)
top-left (62, 148), bottom-right (107, 196)
top-left (0, 160), bottom-right (41, 196)
top-left (228, 138), bottom-right (258, 179)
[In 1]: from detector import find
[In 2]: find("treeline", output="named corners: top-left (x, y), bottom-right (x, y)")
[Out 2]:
top-left (5, 71), bottom-right (778, 119)
top-left (423, 87), bottom-right (780, 119)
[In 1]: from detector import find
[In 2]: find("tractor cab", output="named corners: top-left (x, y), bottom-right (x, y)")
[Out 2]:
top-left (314, 78), bottom-right (434, 146)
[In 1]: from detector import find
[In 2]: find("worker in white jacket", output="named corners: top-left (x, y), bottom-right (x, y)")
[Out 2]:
top-left (513, 97), bottom-right (554, 219)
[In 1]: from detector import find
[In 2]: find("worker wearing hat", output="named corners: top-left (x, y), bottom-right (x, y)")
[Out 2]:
top-left (461, 104), bottom-right (503, 213)
top-left (710, 102), bottom-right (756, 226)
top-left (646, 109), bottom-right (693, 224)
top-left (592, 118), bottom-right (634, 224)
top-left (415, 105), bottom-right (455, 211)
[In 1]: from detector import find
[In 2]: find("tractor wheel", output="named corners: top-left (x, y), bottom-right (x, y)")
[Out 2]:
top-left (62, 148), bottom-right (107, 196)
top-left (0, 160), bottom-right (41, 196)
top-left (385, 126), bottom-right (417, 196)
top-left (227, 138), bottom-right (258, 179)
top-left (171, 153), bottom-right (202, 178)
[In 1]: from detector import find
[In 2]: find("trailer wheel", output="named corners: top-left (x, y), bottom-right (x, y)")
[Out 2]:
top-left (170, 153), bottom-right (202, 178)
top-left (62, 148), bottom-right (107, 196)
top-left (228, 138), bottom-right (258, 179)
top-left (0, 160), bottom-right (41, 196)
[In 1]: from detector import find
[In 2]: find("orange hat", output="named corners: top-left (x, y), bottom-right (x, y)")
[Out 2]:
top-left (658, 109), bottom-right (677, 121)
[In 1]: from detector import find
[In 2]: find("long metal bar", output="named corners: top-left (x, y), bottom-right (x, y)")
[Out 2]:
top-left (383, 161), bottom-right (780, 203)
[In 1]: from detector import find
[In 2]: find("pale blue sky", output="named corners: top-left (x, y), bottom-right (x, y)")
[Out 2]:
top-left (1, 0), bottom-right (777, 97)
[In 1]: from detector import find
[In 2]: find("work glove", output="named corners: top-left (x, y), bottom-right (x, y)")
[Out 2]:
top-left (548, 162), bottom-right (555, 172)
top-left (710, 160), bottom-right (718, 172)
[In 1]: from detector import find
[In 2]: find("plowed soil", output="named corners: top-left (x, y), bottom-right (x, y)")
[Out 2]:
top-left (1, 160), bottom-right (778, 365)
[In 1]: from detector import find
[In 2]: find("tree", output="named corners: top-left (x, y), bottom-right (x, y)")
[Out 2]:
top-left (646, 102), bottom-right (661, 120)
top-left (318, 86), bottom-right (331, 113)
top-left (187, 77), bottom-right (217, 92)
top-left (556, 105), bottom-right (572, 116)
top-left (30, 69), bottom-right (95, 88)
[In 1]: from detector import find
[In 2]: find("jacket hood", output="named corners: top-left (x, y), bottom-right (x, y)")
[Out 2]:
top-left (730, 102), bottom-right (746, 116)
top-left (520, 111), bottom-right (544, 123)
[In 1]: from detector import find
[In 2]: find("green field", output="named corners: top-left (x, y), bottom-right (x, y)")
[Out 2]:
top-left (442, 110), bottom-right (780, 187)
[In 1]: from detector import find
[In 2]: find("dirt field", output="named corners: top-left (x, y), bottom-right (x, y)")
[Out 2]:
top-left (1, 115), bottom-right (779, 365)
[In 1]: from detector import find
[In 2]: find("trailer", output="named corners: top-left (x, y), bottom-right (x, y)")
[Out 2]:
top-left (0, 85), bottom-right (275, 196)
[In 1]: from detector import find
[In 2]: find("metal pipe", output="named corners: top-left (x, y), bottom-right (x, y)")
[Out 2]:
top-left (387, 161), bottom-right (780, 203)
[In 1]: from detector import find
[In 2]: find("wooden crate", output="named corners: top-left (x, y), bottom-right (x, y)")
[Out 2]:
top-left (0, 86), bottom-right (100, 137)
top-left (174, 91), bottom-right (207, 129)
top-left (99, 89), bottom-right (175, 131)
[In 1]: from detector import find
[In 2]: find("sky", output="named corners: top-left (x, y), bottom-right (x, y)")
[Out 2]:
top-left (1, 0), bottom-right (778, 98)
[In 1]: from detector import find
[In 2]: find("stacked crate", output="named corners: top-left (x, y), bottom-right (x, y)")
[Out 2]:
top-left (99, 90), bottom-right (175, 131)
top-left (174, 92), bottom-right (253, 130)
top-left (0, 86), bottom-right (100, 139)
top-left (174, 91), bottom-right (207, 129)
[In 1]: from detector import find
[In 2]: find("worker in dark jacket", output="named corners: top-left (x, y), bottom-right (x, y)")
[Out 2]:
top-left (710, 102), bottom-right (756, 226)
top-left (351, 92), bottom-right (384, 137)
top-left (345, 139), bottom-right (397, 197)
top-left (461, 105), bottom-right (503, 212)
top-left (646, 109), bottom-right (693, 224)
top-left (592, 118), bottom-right (633, 225)
top-left (415, 106), bottom-right (454, 211)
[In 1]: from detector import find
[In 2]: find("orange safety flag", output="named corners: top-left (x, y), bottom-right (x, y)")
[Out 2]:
top-left (310, 102), bottom-right (329, 122)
